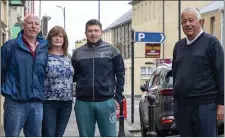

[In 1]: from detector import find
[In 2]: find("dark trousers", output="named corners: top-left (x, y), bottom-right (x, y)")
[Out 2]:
top-left (42, 100), bottom-right (72, 137)
top-left (4, 97), bottom-right (43, 137)
top-left (174, 102), bottom-right (217, 137)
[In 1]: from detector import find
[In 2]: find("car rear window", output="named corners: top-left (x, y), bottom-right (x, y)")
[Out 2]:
top-left (165, 70), bottom-right (173, 87)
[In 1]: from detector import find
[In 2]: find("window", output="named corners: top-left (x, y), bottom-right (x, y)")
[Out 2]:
top-left (140, 67), bottom-right (154, 78)
top-left (210, 16), bottom-right (215, 36)
top-left (152, 75), bottom-right (159, 87)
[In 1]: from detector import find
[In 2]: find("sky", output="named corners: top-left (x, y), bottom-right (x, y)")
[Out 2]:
top-left (34, 1), bottom-right (132, 54)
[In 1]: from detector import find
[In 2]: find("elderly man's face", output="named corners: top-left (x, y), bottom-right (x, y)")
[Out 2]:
top-left (181, 11), bottom-right (203, 40)
top-left (23, 15), bottom-right (41, 38)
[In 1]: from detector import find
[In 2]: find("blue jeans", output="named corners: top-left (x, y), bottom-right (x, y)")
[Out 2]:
top-left (4, 97), bottom-right (43, 137)
top-left (42, 100), bottom-right (72, 137)
top-left (75, 98), bottom-right (117, 137)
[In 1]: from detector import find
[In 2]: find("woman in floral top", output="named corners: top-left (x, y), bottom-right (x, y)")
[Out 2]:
top-left (42, 26), bottom-right (73, 137)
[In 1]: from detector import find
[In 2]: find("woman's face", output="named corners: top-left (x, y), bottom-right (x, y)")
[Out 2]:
top-left (51, 33), bottom-right (64, 47)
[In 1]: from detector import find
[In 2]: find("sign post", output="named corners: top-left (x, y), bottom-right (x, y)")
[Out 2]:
top-left (130, 30), bottom-right (165, 136)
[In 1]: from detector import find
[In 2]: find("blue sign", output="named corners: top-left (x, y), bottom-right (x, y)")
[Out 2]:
top-left (135, 32), bottom-right (165, 43)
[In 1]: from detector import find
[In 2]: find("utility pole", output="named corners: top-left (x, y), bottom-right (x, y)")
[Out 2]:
top-left (130, 29), bottom-right (134, 124)
top-left (178, 0), bottom-right (181, 40)
top-left (39, 0), bottom-right (41, 19)
top-left (98, 0), bottom-right (100, 21)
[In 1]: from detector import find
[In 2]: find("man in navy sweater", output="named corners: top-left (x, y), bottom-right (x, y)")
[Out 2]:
top-left (172, 7), bottom-right (224, 136)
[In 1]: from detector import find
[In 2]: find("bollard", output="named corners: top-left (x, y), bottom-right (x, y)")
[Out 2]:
top-left (118, 99), bottom-right (125, 137)
top-left (146, 93), bottom-right (157, 137)
top-left (146, 104), bottom-right (157, 137)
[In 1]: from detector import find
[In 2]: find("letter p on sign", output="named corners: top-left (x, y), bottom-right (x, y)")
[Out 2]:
top-left (138, 33), bottom-right (145, 42)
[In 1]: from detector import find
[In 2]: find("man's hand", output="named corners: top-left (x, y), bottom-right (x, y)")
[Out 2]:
top-left (114, 100), bottom-right (120, 109)
top-left (217, 105), bottom-right (224, 121)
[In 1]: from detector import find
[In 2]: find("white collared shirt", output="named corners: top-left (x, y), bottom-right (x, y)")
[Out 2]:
top-left (186, 29), bottom-right (203, 45)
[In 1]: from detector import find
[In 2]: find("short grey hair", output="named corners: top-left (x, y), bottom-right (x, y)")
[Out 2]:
top-left (181, 7), bottom-right (201, 20)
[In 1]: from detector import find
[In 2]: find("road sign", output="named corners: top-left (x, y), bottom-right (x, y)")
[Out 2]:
top-left (135, 32), bottom-right (165, 43)
top-left (145, 43), bottom-right (161, 58)
top-left (153, 58), bottom-right (172, 64)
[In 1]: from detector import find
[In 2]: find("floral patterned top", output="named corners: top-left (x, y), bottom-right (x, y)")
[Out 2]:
top-left (44, 53), bottom-right (74, 101)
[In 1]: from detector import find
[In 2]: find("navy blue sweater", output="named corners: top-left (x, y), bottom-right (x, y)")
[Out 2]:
top-left (172, 32), bottom-right (224, 105)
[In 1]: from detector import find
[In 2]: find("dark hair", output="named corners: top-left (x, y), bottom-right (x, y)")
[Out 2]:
top-left (85, 19), bottom-right (102, 31)
top-left (47, 26), bottom-right (69, 55)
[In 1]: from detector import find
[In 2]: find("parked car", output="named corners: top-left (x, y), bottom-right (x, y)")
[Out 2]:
top-left (139, 63), bottom-right (177, 136)
top-left (139, 63), bottom-right (224, 136)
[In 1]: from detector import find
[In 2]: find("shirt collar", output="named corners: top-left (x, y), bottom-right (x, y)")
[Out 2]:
top-left (22, 35), bottom-right (39, 47)
top-left (186, 29), bottom-right (203, 45)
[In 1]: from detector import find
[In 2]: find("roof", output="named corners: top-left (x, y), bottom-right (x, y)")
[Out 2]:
top-left (200, 1), bottom-right (224, 14)
top-left (128, 0), bottom-right (139, 5)
top-left (104, 9), bottom-right (132, 31)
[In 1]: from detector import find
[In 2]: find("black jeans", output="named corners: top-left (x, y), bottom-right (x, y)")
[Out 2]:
top-left (42, 100), bottom-right (72, 137)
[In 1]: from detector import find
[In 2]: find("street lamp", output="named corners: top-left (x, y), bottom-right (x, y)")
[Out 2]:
top-left (56, 5), bottom-right (65, 30)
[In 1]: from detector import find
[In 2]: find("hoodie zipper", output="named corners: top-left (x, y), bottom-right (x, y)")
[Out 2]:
top-left (108, 78), bottom-right (112, 93)
top-left (92, 45), bottom-right (95, 101)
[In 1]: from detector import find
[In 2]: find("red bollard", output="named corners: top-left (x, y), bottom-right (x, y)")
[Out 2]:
top-left (116, 98), bottom-right (127, 119)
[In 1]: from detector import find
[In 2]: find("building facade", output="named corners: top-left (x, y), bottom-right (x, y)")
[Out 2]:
top-left (200, 1), bottom-right (224, 46)
top-left (129, 0), bottom-right (211, 95)
top-left (75, 38), bottom-right (87, 49)
top-left (8, 0), bottom-right (34, 39)
top-left (102, 10), bottom-right (133, 95)
top-left (0, 0), bottom-right (9, 127)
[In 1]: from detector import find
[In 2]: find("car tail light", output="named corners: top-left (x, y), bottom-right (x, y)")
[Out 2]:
top-left (161, 116), bottom-right (174, 124)
top-left (160, 89), bottom-right (173, 96)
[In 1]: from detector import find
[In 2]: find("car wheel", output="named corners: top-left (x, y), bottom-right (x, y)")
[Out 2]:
top-left (139, 109), bottom-right (147, 137)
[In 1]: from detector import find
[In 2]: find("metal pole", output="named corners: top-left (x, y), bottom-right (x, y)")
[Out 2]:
top-left (178, 0), bottom-right (181, 40)
top-left (162, 0), bottom-right (165, 59)
top-left (146, 105), bottom-right (157, 137)
top-left (39, 0), bottom-right (41, 19)
top-left (118, 99), bottom-right (125, 137)
top-left (63, 7), bottom-right (65, 30)
top-left (98, 0), bottom-right (100, 21)
top-left (131, 30), bottom-right (134, 124)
